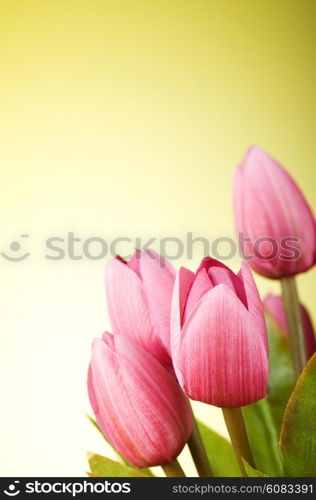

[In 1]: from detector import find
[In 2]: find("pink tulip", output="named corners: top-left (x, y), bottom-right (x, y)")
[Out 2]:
top-left (233, 146), bottom-right (316, 279)
top-left (105, 250), bottom-right (175, 367)
top-left (171, 258), bottom-right (268, 408)
top-left (88, 333), bottom-right (192, 468)
top-left (264, 294), bottom-right (316, 359)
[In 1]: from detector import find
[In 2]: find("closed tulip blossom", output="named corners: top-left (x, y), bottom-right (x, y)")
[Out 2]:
top-left (88, 333), bottom-right (192, 468)
top-left (105, 250), bottom-right (175, 368)
top-left (171, 258), bottom-right (269, 408)
top-left (264, 294), bottom-right (316, 359)
top-left (233, 146), bottom-right (316, 279)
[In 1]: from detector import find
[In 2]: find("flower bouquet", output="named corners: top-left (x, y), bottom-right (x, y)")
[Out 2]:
top-left (87, 147), bottom-right (316, 477)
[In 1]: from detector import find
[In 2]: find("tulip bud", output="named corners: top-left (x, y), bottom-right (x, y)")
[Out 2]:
top-left (233, 146), bottom-right (316, 279)
top-left (105, 250), bottom-right (175, 368)
top-left (264, 294), bottom-right (316, 359)
top-left (88, 333), bottom-right (192, 468)
top-left (171, 258), bottom-right (268, 407)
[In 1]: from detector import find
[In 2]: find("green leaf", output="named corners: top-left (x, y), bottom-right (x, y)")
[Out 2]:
top-left (280, 352), bottom-right (316, 477)
top-left (243, 399), bottom-right (283, 476)
top-left (86, 415), bottom-right (154, 476)
top-left (88, 453), bottom-right (149, 477)
top-left (265, 313), bottom-right (296, 435)
top-left (243, 460), bottom-right (269, 477)
top-left (197, 420), bottom-right (241, 477)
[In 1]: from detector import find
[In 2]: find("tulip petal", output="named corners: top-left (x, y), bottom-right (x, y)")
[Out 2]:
top-left (183, 268), bottom-right (212, 324)
top-left (208, 266), bottom-right (247, 308)
top-left (179, 284), bottom-right (268, 407)
top-left (301, 305), bottom-right (316, 359)
top-left (238, 262), bottom-right (268, 350)
top-left (234, 146), bottom-right (316, 278)
top-left (87, 364), bottom-right (99, 419)
top-left (139, 250), bottom-right (176, 353)
top-left (126, 249), bottom-right (141, 275)
top-left (89, 338), bottom-right (151, 467)
top-left (105, 258), bottom-right (169, 365)
top-left (196, 258), bottom-right (247, 307)
top-left (114, 335), bottom-right (192, 449)
top-left (170, 267), bottom-right (195, 385)
top-left (90, 335), bottom-right (192, 468)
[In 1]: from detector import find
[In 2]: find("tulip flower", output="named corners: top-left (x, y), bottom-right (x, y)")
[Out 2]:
top-left (171, 257), bottom-right (268, 408)
top-left (88, 333), bottom-right (192, 469)
top-left (264, 294), bottom-right (316, 359)
top-left (105, 250), bottom-right (175, 368)
top-left (233, 146), bottom-right (316, 279)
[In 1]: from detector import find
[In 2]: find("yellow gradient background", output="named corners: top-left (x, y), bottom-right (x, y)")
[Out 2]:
top-left (0, 0), bottom-right (315, 476)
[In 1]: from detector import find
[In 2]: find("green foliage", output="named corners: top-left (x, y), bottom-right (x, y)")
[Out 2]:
top-left (265, 313), bottom-right (296, 435)
top-left (88, 453), bottom-right (149, 477)
top-left (197, 420), bottom-right (241, 477)
top-left (280, 353), bottom-right (316, 477)
top-left (243, 460), bottom-right (269, 477)
top-left (243, 399), bottom-right (283, 476)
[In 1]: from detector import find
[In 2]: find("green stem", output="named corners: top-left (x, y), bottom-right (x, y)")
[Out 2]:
top-left (281, 276), bottom-right (307, 378)
top-left (222, 407), bottom-right (254, 477)
top-left (187, 416), bottom-right (214, 477)
top-left (162, 459), bottom-right (186, 477)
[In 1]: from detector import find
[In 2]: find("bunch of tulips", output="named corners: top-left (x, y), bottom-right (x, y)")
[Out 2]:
top-left (87, 146), bottom-right (316, 478)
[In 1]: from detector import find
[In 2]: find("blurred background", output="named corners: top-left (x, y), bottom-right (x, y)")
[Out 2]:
top-left (0, 0), bottom-right (315, 476)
